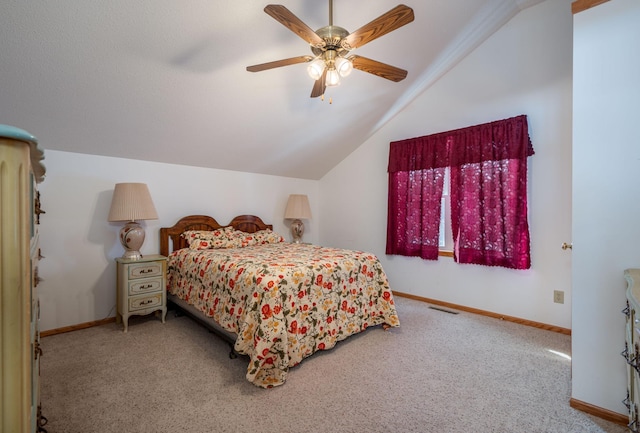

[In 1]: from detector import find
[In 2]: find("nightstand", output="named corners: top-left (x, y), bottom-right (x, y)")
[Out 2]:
top-left (116, 254), bottom-right (167, 332)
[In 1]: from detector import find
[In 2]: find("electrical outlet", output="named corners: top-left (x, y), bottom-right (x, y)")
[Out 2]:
top-left (553, 290), bottom-right (564, 304)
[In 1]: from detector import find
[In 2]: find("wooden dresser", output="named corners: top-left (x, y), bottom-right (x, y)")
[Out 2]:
top-left (624, 268), bottom-right (640, 432)
top-left (0, 125), bottom-right (46, 433)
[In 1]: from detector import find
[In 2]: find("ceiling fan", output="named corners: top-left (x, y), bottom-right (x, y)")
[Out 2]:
top-left (246, 1), bottom-right (415, 98)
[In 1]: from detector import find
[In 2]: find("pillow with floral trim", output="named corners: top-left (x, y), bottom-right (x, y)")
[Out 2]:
top-left (229, 230), bottom-right (257, 248)
top-left (182, 227), bottom-right (238, 250)
top-left (232, 228), bottom-right (285, 247)
top-left (253, 228), bottom-right (285, 245)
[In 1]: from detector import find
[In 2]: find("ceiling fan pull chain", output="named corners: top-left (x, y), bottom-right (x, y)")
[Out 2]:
top-left (319, 93), bottom-right (333, 105)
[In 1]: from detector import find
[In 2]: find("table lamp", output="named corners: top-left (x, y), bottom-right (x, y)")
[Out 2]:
top-left (108, 183), bottom-right (158, 260)
top-left (284, 194), bottom-right (312, 243)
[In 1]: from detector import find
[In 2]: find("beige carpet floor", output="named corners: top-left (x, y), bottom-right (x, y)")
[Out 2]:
top-left (40, 296), bottom-right (628, 433)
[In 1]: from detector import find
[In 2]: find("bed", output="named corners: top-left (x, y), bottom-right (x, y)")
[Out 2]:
top-left (160, 214), bottom-right (400, 388)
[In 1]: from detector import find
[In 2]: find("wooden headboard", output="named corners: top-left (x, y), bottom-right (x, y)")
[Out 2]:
top-left (159, 214), bottom-right (273, 256)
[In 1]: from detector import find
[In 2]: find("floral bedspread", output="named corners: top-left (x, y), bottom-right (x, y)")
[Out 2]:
top-left (166, 243), bottom-right (400, 388)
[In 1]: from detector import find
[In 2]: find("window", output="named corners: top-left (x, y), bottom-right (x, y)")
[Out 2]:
top-left (438, 169), bottom-right (454, 252)
top-left (386, 115), bottom-right (534, 270)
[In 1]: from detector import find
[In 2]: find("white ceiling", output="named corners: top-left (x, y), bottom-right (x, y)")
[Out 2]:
top-left (0, 0), bottom-right (542, 180)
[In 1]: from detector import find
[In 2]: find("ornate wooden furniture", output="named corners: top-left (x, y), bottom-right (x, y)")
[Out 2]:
top-left (624, 269), bottom-right (640, 431)
top-left (0, 125), bottom-right (47, 432)
top-left (116, 255), bottom-right (167, 332)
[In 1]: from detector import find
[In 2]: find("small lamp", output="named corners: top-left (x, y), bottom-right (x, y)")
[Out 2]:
top-left (284, 194), bottom-right (312, 243)
top-left (325, 68), bottom-right (341, 87)
top-left (307, 57), bottom-right (326, 80)
top-left (335, 56), bottom-right (353, 77)
top-left (108, 183), bottom-right (158, 260)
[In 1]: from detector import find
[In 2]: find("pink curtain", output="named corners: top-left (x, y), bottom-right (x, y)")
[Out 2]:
top-left (386, 115), bottom-right (534, 269)
top-left (449, 115), bottom-right (533, 269)
top-left (386, 135), bottom-right (449, 260)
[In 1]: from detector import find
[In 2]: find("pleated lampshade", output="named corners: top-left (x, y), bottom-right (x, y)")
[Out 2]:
top-left (108, 183), bottom-right (158, 222)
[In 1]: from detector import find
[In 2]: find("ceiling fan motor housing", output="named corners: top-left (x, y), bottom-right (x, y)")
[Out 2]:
top-left (311, 26), bottom-right (350, 57)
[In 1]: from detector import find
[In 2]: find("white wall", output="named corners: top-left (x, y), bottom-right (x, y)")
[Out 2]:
top-left (37, 150), bottom-right (318, 331)
top-left (572, 0), bottom-right (640, 415)
top-left (320, 0), bottom-right (574, 329)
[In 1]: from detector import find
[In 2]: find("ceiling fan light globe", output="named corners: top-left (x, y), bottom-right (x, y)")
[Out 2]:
top-left (335, 57), bottom-right (353, 77)
top-left (326, 68), bottom-right (340, 87)
top-left (307, 59), bottom-right (326, 80)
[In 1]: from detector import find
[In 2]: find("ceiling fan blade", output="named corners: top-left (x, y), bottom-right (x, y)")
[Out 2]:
top-left (264, 5), bottom-right (326, 48)
top-left (350, 55), bottom-right (408, 82)
top-left (310, 69), bottom-right (327, 98)
top-left (247, 55), bottom-right (313, 72)
top-left (341, 5), bottom-right (414, 51)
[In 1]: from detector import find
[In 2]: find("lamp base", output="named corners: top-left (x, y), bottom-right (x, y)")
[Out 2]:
top-left (119, 221), bottom-right (145, 260)
top-left (291, 219), bottom-right (304, 244)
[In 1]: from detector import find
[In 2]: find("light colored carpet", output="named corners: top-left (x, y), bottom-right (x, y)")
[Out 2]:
top-left (40, 297), bottom-right (628, 433)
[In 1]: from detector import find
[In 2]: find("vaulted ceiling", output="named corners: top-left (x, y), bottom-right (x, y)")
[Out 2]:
top-left (0, 0), bottom-right (542, 179)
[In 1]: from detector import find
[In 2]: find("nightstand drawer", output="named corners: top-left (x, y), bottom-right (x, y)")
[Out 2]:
top-left (128, 261), bottom-right (163, 279)
top-left (128, 277), bottom-right (163, 296)
top-left (129, 293), bottom-right (163, 312)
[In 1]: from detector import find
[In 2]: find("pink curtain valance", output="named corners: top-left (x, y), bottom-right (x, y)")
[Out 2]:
top-left (388, 115), bottom-right (534, 172)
